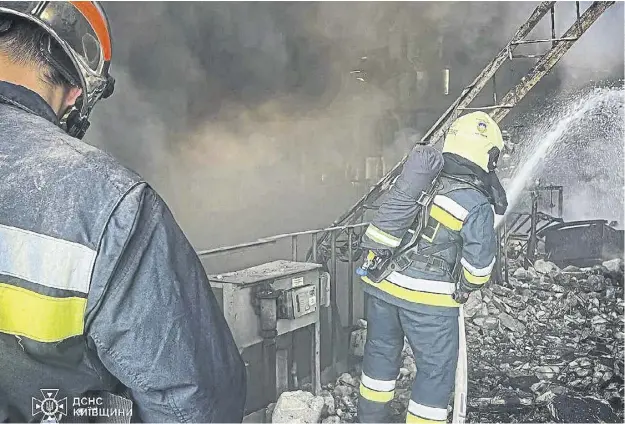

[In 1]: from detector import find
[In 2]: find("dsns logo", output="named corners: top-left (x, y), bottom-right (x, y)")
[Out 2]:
top-left (32, 389), bottom-right (67, 423)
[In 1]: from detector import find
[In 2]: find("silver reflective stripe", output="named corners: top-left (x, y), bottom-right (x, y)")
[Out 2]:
top-left (461, 257), bottom-right (495, 277)
top-left (433, 195), bottom-right (469, 221)
top-left (408, 400), bottom-right (448, 421)
top-left (0, 224), bottom-right (95, 294)
top-left (365, 224), bottom-right (402, 248)
top-left (361, 372), bottom-right (396, 392)
top-left (387, 272), bottom-right (455, 294)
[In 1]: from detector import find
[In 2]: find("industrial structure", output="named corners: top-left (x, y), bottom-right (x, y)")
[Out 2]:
top-left (196, 1), bottom-right (619, 418)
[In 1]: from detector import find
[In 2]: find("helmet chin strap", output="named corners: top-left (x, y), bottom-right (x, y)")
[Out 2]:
top-left (60, 103), bottom-right (90, 139)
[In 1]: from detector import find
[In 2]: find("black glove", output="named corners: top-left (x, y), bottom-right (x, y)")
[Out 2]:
top-left (452, 285), bottom-right (471, 304)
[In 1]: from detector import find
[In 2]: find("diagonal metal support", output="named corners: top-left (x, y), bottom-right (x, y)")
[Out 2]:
top-left (309, 0), bottom-right (615, 257)
top-left (489, 1), bottom-right (615, 123)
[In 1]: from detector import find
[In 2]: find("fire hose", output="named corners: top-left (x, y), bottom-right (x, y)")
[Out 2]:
top-left (453, 305), bottom-right (468, 424)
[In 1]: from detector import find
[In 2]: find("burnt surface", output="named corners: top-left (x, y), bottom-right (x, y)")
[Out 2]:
top-left (284, 259), bottom-right (624, 423)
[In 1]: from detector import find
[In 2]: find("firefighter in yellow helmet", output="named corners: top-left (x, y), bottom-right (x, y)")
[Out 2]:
top-left (357, 111), bottom-right (507, 423)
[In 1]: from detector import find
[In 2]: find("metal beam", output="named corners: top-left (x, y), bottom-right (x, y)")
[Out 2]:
top-left (489, 1), bottom-right (615, 123)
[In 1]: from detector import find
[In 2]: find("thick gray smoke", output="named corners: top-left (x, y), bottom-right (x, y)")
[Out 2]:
top-left (86, 2), bottom-right (624, 250)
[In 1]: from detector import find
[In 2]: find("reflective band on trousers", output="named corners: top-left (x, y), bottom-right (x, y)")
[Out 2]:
top-left (365, 224), bottom-right (402, 248)
top-left (406, 412), bottom-right (446, 423)
top-left (362, 276), bottom-right (459, 308)
top-left (359, 372), bottom-right (395, 403)
top-left (408, 400), bottom-right (447, 421)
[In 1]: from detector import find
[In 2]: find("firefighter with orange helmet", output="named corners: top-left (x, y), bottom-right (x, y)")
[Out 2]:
top-left (0, 2), bottom-right (246, 422)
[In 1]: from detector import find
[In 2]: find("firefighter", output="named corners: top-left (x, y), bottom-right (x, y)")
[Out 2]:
top-left (0, 2), bottom-right (246, 422)
top-left (357, 112), bottom-right (506, 423)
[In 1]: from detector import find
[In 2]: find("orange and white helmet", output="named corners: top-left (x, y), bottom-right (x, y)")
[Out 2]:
top-left (0, 1), bottom-right (115, 138)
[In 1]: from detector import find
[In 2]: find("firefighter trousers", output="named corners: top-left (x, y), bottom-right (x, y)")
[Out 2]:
top-left (357, 295), bottom-right (459, 423)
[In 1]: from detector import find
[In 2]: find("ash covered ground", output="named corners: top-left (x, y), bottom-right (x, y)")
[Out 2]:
top-left (272, 255), bottom-right (624, 423)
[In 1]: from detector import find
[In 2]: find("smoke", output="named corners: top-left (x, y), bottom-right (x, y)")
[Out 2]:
top-left (85, 2), bottom-right (624, 250)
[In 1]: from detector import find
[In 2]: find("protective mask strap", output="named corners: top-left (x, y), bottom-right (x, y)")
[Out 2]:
top-left (487, 147), bottom-right (500, 172)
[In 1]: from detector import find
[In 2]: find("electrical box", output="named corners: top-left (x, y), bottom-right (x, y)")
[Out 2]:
top-left (279, 285), bottom-right (317, 319)
top-left (207, 260), bottom-right (329, 349)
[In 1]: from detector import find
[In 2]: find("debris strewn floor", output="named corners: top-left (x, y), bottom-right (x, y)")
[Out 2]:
top-left (274, 258), bottom-right (624, 423)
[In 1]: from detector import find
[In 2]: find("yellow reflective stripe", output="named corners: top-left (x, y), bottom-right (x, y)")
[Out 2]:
top-left (367, 250), bottom-right (375, 261)
top-left (406, 412), bottom-right (445, 423)
top-left (430, 205), bottom-right (463, 231)
top-left (0, 283), bottom-right (86, 342)
top-left (362, 276), bottom-right (459, 308)
top-left (365, 225), bottom-right (401, 248)
top-left (463, 268), bottom-right (490, 285)
top-left (359, 383), bottom-right (394, 403)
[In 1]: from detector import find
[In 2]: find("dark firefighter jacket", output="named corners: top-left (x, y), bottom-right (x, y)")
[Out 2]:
top-left (360, 147), bottom-right (498, 317)
top-left (0, 81), bottom-right (246, 423)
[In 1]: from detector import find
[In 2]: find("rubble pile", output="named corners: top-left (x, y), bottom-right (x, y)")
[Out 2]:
top-left (312, 258), bottom-right (624, 423)
top-left (464, 258), bottom-right (624, 423)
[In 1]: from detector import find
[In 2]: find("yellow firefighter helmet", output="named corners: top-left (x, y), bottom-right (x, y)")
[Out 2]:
top-left (442, 111), bottom-right (504, 172)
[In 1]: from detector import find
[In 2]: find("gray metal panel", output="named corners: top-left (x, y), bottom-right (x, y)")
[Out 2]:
top-left (209, 260), bottom-right (322, 286)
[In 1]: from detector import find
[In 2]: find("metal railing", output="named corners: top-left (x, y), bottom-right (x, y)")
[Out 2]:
top-left (197, 222), bottom-right (369, 378)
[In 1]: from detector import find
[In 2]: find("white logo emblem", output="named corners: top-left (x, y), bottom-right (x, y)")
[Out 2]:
top-left (32, 389), bottom-right (67, 423)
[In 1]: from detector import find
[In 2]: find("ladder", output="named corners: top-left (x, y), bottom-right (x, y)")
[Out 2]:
top-left (309, 1), bottom-right (615, 261)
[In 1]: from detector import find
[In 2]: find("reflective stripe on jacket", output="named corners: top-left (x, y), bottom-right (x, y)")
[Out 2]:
top-left (0, 81), bottom-right (246, 423)
top-left (361, 172), bottom-right (497, 316)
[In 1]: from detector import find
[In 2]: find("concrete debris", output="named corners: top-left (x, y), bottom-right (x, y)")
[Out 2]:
top-left (602, 259), bottom-right (623, 273)
top-left (498, 311), bottom-right (526, 334)
top-left (535, 365), bottom-right (560, 381)
top-left (465, 260), bottom-right (624, 423)
top-left (533, 259), bottom-right (560, 274)
top-left (278, 260), bottom-right (623, 423)
top-left (272, 391), bottom-right (325, 423)
top-left (464, 290), bottom-right (484, 318)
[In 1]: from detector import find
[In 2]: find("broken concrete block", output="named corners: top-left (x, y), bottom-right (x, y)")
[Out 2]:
top-left (534, 259), bottom-right (560, 274)
top-left (513, 268), bottom-right (530, 281)
top-left (602, 259), bottom-right (622, 273)
top-left (535, 365), bottom-right (560, 381)
top-left (473, 316), bottom-right (499, 330)
top-left (464, 290), bottom-right (483, 318)
top-left (272, 391), bottom-right (325, 423)
top-left (499, 311), bottom-right (526, 334)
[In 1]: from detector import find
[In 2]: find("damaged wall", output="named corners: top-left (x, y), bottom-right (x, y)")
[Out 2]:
top-left (85, 1), bottom-right (624, 251)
